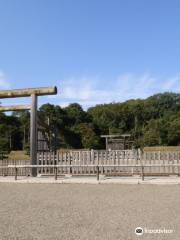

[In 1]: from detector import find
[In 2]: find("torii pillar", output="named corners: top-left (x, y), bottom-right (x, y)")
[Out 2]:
top-left (0, 86), bottom-right (57, 176)
top-left (30, 93), bottom-right (38, 176)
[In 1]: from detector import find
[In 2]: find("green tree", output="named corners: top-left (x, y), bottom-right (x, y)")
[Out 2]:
top-left (74, 123), bottom-right (101, 149)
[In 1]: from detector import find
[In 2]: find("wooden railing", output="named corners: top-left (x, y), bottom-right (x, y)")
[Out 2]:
top-left (4, 163), bottom-right (180, 181)
top-left (1, 149), bottom-right (180, 176)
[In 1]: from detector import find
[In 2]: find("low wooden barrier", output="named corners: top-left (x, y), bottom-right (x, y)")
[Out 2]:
top-left (4, 163), bottom-right (180, 181)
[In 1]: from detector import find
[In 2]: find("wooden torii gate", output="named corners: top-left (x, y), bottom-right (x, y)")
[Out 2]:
top-left (0, 87), bottom-right (57, 176)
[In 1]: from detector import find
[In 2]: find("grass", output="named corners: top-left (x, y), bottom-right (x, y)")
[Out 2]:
top-left (7, 151), bottom-right (30, 160)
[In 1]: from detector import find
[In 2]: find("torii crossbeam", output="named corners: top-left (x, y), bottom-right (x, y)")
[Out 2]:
top-left (0, 86), bottom-right (57, 176)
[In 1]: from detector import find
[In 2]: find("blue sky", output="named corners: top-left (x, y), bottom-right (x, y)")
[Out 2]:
top-left (0, 0), bottom-right (180, 109)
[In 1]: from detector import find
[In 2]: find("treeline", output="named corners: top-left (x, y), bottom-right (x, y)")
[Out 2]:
top-left (0, 92), bottom-right (180, 152)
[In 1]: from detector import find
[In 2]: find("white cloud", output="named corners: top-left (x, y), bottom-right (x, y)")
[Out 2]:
top-left (49, 73), bottom-right (180, 109)
top-left (161, 76), bottom-right (180, 91)
top-left (0, 70), bottom-right (10, 89)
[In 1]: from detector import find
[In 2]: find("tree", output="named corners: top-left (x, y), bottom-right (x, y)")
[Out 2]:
top-left (167, 116), bottom-right (180, 145)
top-left (74, 123), bottom-right (101, 149)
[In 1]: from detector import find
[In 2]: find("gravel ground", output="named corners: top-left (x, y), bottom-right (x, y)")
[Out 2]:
top-left (0, 183), bottom-right (179, 240)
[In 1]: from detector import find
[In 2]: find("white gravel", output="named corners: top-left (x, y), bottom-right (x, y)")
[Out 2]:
top-left (0, 183), bottom-right (179, 240)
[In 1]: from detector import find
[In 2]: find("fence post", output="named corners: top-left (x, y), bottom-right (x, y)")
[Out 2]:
top-left (141, 166), bottom-right (144, 181)
top-left (15, 167), bottom-right (17, 181)
top-left (70, 151), bottom-right (72, 174)
top-left (96, 150), bottom-right (100, 181)
top-left (139, 148), bottom-right (145, 181)
top-left (54, 167), bottom-right (57, 180)
top-left (91, 149), bottom-right (95, 174)
top-left (97, 165), bottom-right (99, 181)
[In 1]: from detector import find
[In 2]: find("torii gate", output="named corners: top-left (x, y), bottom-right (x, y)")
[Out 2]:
top-left (0, 86), bottom-right (57, 176)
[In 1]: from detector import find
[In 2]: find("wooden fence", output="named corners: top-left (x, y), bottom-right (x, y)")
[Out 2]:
top-left (37, 150), bottom-right (180, 176)
top-left (37, 150), bottom-right (139, 175)
top-left (142, 151), bottom-right (180, 175)
top-left (1, 150), bottom-right (180, 176)
top-left (0, 159), bottom-right (30, 176)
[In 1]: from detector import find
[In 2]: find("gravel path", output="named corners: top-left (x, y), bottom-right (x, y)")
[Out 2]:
top-left (0, 183), bottom-right (179, 240)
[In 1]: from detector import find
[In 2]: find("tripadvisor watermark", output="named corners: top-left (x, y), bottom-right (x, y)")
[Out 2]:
top-left (135, 227), bottom-right (173, 236)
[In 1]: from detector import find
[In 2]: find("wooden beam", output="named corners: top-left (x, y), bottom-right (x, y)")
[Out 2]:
top-left (101, 134), bottom-right (131, 138)
top-left (0, 105), bottom-right (31, 112)
top-left (0, 86), bottom-right (57, 98)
